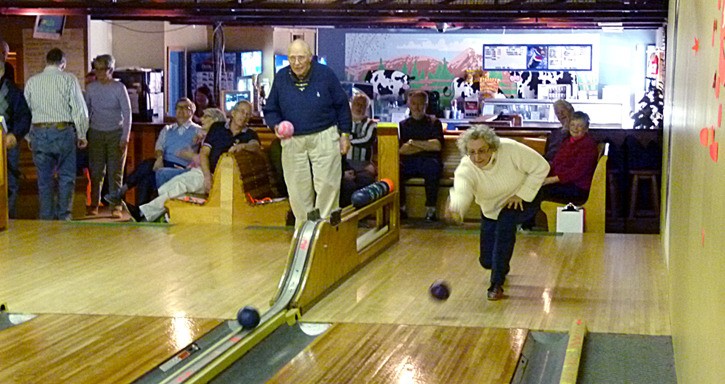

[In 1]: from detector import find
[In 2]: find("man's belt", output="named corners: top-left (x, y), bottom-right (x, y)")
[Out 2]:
top-left (33, 122), bottom-right (74, 129)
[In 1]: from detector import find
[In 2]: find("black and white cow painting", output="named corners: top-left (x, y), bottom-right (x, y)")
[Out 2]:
top-left (509, 71), bottom-right (578, 99)
top-left (632, 80), bottom-right (664, 129)
top-left (442, 77), bottom-right (480, 99)
top-left (364, 70), bottom-right (415, 100)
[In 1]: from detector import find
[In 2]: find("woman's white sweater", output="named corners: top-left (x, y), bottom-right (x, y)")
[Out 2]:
top-left (449, 138), bottom-right (550, 220)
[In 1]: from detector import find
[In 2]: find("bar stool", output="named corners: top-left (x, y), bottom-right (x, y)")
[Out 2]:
top-left (607, 170), bottom-right (620, 218)
top-left (628, 169), bottom-right (660, 219)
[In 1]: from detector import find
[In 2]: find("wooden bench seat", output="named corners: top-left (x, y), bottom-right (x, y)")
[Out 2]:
top-left (165, 134), bottom-right (290, 226)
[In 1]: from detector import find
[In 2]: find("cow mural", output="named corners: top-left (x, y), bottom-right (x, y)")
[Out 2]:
top-left (632, 80), bottom-right (664, 129)
top-left (509, 71), bottom-right (579, 99)
top-left (364, 70), bottom-right (415, 100)
top-left (442, 77), bottom-right (480, 99)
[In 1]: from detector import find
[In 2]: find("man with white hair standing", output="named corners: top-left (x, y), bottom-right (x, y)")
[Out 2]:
top-left (264, 39), bottom-right (352, 227)
top-left (24, 48), bottom-right (89, 220)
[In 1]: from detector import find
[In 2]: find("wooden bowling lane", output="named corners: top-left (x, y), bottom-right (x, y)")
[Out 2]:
top-left (268, 323), bottom-right (526, 383)
top-left (0, 313), bottom-right (221, 383)
top-left (303, 228), bottom-right (671, 335)
top-left (0, 220), bottom-right (291, 319)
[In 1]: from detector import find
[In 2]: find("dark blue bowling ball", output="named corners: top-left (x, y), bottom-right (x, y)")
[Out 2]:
top-left (237, 306), bottom-right (261, 329)
top-left (429, 280), bottom-right (451, 301)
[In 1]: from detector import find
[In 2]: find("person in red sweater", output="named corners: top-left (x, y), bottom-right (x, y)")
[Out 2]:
top-left (540, 111), bottom-right (599, 205)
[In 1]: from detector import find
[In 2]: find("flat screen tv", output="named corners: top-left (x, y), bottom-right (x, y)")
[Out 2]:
top-left (240, 50), bottom-right (263, 77)
top-left (274, 55), bottom-right (289, 73)
top-left (221, 90), bottom-right (251, 113)
top-left (33, 15), bottom-right (66, 40)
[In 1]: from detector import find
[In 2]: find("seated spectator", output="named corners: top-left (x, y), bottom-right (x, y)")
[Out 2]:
top-left (341, 93), bottom-right (378, 207)
top-left (155, 107), bottom-right (227, 187)
top-left (192, 85), bottom-right (216, 125)
top-left (544, 99), bottom-right (574, 161)
top-left (128, 101), bottom-right (260, 222)
top-left (399, 90), bottom-right (444, 221)
top-left (446, 125), bottom-right (549, 300)
top-left (104, 98), bottom-right (202, 206)
top-left (540, 111), bottom-right (599, 205)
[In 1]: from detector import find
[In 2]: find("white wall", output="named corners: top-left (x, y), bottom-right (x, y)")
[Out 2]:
top-left (111, 20), bottom-right (166, 69)
top-left (273, 27), bottom-right (317, 54)
top-left (88, 19), bottom-right (113, 67)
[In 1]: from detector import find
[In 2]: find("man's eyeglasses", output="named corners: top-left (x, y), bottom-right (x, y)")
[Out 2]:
top-left (176, 105), bottom-right (193, 111)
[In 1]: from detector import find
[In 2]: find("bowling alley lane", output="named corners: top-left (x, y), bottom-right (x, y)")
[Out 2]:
top-left (302, 228), bottom-right (670, 336)
top-left (268, 323), bottom-right (526, 383)
top-left (0, 220), bottom-right (291, 319)
top-left (0, 220), bottom-right (292, 383)
top-left (0, 313), bottom-right (220, 383)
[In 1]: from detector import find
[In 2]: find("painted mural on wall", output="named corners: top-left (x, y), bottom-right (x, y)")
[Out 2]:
top-left (344, 33), bottom-right (580, 104)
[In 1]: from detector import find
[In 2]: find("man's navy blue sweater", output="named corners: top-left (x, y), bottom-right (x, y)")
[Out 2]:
top-left (264, 61), bottom-right (351, 135)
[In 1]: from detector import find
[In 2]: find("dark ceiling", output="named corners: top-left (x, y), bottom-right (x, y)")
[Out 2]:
top-left (0, 1), bottom-right (668, 30)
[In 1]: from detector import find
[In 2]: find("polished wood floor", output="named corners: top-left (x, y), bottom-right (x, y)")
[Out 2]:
top-left (269, 323), bottom-right (526, 383)
top-left (303, 227), bottom-right (670, 335)
top-left (0, 220), bottom-right (671, 382)
top-left (0, 314), bottom-right (220, 383)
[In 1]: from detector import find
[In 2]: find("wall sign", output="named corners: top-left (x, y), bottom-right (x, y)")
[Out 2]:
top-left (483, 44), bottom-right (592, 71)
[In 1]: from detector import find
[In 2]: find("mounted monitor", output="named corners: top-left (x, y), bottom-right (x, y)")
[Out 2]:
top-left (274, 55), bottom-right (289, 73)
top-left (483, 44), bottom-right (592, 71)
top-left (221, 90), bottom-right (251, 113)
top-left (240, 50), bottom-right (262, 77)
top-left (33, 15), bottom-right (66, 40)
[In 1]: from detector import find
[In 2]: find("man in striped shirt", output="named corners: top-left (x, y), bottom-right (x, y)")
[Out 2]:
top-left (24, 48), bottom-right (89, 220)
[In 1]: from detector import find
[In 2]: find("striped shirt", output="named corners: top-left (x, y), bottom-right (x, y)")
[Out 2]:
top-left (24, 65), bottom-right (89, 140)
top-left (346, 118), bottom-right (377, 162)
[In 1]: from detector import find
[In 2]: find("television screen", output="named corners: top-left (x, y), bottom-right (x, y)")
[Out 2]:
top-left (33, 15), bottom-right (66, 40)
top-left (222, 90), bottom-right (251, 113)
top-left (240, 51), bottom-right (262, 77)
top-left (274, 55), bottom-right (289, 73)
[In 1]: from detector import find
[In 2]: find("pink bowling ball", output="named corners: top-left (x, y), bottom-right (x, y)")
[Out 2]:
top-left (278, 121), bottom-right (294, 138)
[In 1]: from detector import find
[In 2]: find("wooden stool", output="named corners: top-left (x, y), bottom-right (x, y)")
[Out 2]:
top-left (628, 170), bottom-right (660, 219)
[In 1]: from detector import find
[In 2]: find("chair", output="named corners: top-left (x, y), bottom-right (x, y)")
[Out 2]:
top-left (541, 142), bottom-right (609, 233)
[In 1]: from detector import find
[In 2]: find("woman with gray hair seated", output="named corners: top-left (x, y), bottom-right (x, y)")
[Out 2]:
top-left (85, 54), bottom-right (132, 218)
top-left (446, 125), bottom-right (549, 301)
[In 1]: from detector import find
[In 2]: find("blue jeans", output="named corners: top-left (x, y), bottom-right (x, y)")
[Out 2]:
top-left (29, 126), bottom-right (77, 220)
top-left (480, 193), bottom-right (542, 287)
top-left (6, 145), bottom-right (20, 219)
top-left (155, 167), bottom-right (188, 189)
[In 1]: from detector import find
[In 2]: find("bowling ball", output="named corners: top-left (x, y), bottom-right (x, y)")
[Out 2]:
top-left (278, 121), bottom-right (294, 138)
top-left (429, 280), bottom-right (451, 301)
top-left (237, 306), bottom-right (261, 329)
top-left (380, 178), bottom-right (395, 192)
top-left (351, 190), bottom-right (369, 208)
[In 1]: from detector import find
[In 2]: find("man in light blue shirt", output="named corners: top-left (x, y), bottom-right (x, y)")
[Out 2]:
top-left (24, 48), bottom-right (89, 220)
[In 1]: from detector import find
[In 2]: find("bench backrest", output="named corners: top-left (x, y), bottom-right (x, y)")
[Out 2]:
top-left (439, 131), bottom-right (549, 179)
top-left (233, 149), bottom-right (281, 200)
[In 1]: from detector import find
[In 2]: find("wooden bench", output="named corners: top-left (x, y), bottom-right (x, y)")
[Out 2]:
top-left (165, 128), bottom-right (290, 226)
top-left (402, 129), bottom-right (550, 220)
top-left (540, 142), bottom-right (609, 233)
